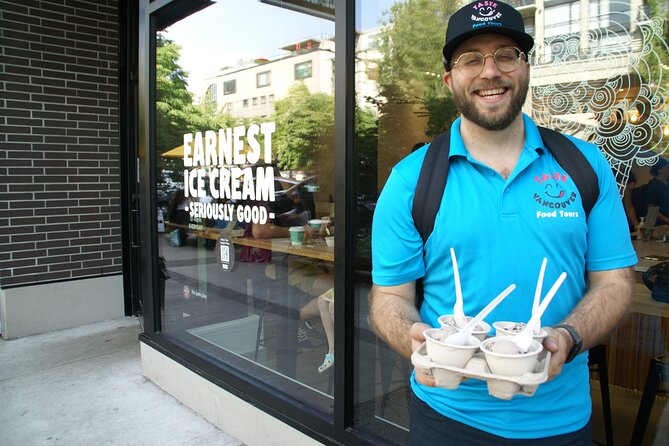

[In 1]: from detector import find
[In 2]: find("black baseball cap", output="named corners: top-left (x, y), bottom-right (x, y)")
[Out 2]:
top-left (442, 1), bottom-right (534, 68)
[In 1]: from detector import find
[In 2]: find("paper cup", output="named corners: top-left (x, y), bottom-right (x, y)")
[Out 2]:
top-left (289, 226), bottom-right (305, 245)
top-left (480, 337), bottom-right (543, 376)
top-left (325, 236), bottom-right (335, 247)
top-left (423, 328), bottom-right (480, 368)
top-left (308, 219), bottom-right (325, 231)
top-left (438, 314), bottom-right (492, 341)
top-left (493, 321), bottom-right (548, 343)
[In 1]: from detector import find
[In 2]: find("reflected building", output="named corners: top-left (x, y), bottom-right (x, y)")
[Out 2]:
top-left (199, 28), bottom-right (384, 119)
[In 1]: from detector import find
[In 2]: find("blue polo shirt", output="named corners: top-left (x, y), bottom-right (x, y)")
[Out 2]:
top-left (371, 114), bottom-right (637, 438)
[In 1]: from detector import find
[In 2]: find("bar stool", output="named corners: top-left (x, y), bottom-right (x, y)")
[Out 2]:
top-left (589, 344), bottom-right (614, 446)
top-left (629, 354), bottom-right (668, 445)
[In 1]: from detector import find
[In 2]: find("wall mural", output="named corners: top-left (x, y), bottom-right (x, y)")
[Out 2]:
top-left (528, 2), bottom-right (668, 195)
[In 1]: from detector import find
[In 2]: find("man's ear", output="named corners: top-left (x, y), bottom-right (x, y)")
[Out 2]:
top-left (443, 71), bottom-right (453, 92)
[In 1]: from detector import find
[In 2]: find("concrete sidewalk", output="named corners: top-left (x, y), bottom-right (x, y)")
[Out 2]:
top-left (0, 317), bottom-right (244, 446)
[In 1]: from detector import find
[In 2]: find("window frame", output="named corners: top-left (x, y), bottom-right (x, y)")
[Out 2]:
top-left (294, 60), bottom-right (313, 80)
top-left (256, 70), bottom-right (271, 88)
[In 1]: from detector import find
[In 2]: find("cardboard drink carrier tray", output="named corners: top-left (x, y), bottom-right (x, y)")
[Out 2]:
top-left (411, 342), bottom-right (551, 400)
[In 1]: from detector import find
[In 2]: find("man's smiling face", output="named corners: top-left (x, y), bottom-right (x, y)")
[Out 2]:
top-left (444, 33), bottom-right (530, 131)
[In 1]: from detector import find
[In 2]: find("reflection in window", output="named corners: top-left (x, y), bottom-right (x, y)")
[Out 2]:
top-left (295, 60), bottom-right (312, 79)
top-left (223, 79), bottom-right (236, 95)
top-left (205, 83), bottom-right (217, 105)
top-left (257, 71), bottom-right (271, 88)
top-left (157, 0), bottom-right (336, 420)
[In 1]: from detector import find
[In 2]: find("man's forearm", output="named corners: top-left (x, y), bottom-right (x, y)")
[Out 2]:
top-left (369, 284), bottom-right (420, 359)
top-left (561, 267), bottom-right (634, 351)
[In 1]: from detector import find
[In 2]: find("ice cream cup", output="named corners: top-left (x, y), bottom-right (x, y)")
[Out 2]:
top-left (493, 321), bottom-right (548, 343)
top-left (325, 236), bottom-right (335, 247)
top-left (289, 226), bottom-right (305, 245)
top-left (480, 336), bottom-right (543, 376)
top-left (423, 327), bottom-right (480, 368)
top-left (308, 219), bottom-right (325, 231)
top-left (438, 314), bottom-right (492, 341)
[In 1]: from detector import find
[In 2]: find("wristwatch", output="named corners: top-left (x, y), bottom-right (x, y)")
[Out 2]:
top-left (554, 323), bottom-right (583, 363)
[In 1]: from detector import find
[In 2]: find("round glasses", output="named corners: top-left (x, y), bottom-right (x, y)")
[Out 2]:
top-left (450, 47), bottom-right (525, 77)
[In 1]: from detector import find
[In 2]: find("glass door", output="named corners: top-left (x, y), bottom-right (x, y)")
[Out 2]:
top-left (153, 0), bottom-right (337, 414)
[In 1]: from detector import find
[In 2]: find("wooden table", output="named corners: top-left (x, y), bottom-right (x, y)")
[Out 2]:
top-left (632, 239), bottom-right (669, 273)
top-left (229, 237), bottom-right (334, 262)
top-left (606, 240), bottom-right (669, 390)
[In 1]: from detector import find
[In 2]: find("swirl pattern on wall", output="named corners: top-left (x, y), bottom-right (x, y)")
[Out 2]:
top-left (528, 2), bottom-right (669, 195)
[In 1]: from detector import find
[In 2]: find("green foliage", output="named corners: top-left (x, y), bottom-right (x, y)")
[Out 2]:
top-left (155, 34), bottom-right (236, 188)
top-left (355, 106), bottom-right (379, 196)
top-left (377, 0), bottom-right (462, 137)
top-left (271, 83), bottom-right (335, 170)
top-left (643, 0), bottom-right (669, 91)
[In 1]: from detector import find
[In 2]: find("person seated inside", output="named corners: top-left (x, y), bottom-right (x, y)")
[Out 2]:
top-left (643, 158), bottom-right (669, 226)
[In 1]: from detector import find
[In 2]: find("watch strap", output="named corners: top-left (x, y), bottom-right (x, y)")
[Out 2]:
top-left (555, 323), bottom-right (583, 363)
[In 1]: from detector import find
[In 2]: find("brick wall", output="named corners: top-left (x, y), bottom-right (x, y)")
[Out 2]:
top-left (0, 0), bottom-right (121, 287)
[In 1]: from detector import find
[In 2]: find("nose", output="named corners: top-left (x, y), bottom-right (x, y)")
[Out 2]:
top-left (479, 54), bottom-right (502, 78)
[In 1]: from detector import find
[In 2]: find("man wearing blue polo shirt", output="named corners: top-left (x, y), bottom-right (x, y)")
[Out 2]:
top-left (369, 1), bottom-right (636, 444)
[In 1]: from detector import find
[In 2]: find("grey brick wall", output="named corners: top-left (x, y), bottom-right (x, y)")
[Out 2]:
top-left (0, 0), bottom-right (121, 287)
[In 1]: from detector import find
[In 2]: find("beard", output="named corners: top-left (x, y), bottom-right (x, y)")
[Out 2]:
top-left (451, 74), bottom-right (529, 131)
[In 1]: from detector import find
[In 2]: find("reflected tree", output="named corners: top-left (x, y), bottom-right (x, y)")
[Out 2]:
top-left (272, 82), bottom-right (335, 170)
top-left (377, 0), bottom-right (461, 137)
top-left (155, 34), bottom-right (235, 193)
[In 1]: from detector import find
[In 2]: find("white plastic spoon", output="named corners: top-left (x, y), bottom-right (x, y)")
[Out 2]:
top-left (514, 272), bottom-right (567, 352)
top-left (532, 258), bottom-right (548, 335)
top-left (450, 248), bottom-right (467, 328)
top-left (445, 284), bottom-right (516, 346)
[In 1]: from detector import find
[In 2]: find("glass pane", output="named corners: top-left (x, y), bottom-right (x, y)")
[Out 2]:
top-left (155, 0), bottom-right (336, 414)
top-left (355, 1), bottom-right (669, 445)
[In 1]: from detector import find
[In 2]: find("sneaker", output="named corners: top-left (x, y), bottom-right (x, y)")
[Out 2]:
top-left (304, 319), bottom-right (316, 330)
top-left (297, 326), bottom-right (314, 348)
top-left (318, 353), bottom-right (334, 373)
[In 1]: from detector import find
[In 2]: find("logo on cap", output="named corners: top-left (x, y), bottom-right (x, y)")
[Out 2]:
top-left (471, 1), bottom-right (502, 23)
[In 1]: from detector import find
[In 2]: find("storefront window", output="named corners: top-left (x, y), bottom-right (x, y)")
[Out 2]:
top-left (155, 0), bottom-right (336, 414)
top-left (353, 1), bottom-right (668, 445)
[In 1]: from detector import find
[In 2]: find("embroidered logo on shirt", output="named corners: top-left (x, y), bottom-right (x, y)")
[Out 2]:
top-left (533, 172), bottom-right (579, 218)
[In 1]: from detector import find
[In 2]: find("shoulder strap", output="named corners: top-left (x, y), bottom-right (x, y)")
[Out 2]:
top-left (411, 131), bottom-right (451, 244)
top-left (411, 132), bottom-right (450, 310)
top-left (537, 126), bottom-right (599, 219)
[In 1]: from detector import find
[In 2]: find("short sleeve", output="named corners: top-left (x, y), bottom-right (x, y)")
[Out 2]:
top-left (372, 164), bottom-right (426, 286)
top-left (579, 139), bottom-right (637, 270)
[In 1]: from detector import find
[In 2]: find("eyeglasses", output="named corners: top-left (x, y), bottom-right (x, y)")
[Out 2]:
top-left (450, 47), bottom-right (526, 77)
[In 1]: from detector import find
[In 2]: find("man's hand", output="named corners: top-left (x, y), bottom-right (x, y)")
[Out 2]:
top-left (542, 326), bottom-right (574, 380)
top-left (410, 322), bottom-right (435, 386)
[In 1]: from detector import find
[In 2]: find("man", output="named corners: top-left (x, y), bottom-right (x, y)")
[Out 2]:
top-left (645, 157), bottom-right (669, 226)
top-left (369, 2), bottom-right (636, 444)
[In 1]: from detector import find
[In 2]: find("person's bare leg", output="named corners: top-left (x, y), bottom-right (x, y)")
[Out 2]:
top-left (299, 296), bottom-right (319, 321)
top-left (317, 293), bottom-right (335, 373)
top-left (319, 295), bottom-right (335, 355)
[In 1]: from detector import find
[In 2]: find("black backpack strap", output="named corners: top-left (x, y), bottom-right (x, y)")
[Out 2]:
top-left (411, 132), bottom-right (451, 309)
top-left (412, 131), bottom-right (451, 244)
top-left (538, 126), bottom-right (599, 219)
